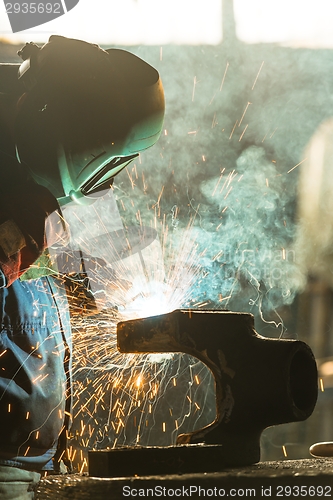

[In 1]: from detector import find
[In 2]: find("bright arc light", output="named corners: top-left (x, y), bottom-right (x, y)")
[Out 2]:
top-left (120, 280), bottom-right (175, 320)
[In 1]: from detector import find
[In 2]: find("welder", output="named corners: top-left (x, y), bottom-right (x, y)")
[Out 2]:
top-left (0, 35), bottom-right (164, 499)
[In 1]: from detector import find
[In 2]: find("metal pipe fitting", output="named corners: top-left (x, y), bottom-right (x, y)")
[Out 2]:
top-left (117, 309), bottom-right (318, 466)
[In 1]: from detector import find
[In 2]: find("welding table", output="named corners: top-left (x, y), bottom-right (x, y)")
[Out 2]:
top-left (37, 460), bottom-right (333, 499)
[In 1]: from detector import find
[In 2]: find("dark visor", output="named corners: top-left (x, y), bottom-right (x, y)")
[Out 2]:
top-left (81, 154), bottom-right (138, 196)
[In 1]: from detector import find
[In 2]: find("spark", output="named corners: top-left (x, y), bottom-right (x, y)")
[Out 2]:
top-left (79, 458), bottom-right (87, 474)
top-left (269, 128), bottom-right (278, 139)
top-left (152, 186), bottom-right (165, 216)
top-left (209, 62), bottom-right (229, 105)
top-left (238, 102), bottom-right (251, 127)
top-left (192, 76), bottom-right (198, 102)
top-left (282, 445), bottom-right (288, 457)
top-left (319, 378), bottom-right (325, 392)
top-left (229, 119), bottom-right (238, 140)
top-left (212, 168), bottom-right (225, 197)
top-left (224, 186), bottom-right (233, 200)
top-left (213, 250), bottom-right (223, 261)
top-left (287, 158), bottom-right (308, 174)
top-left (220, 62), bottom-right (229, 91)
top-left (239, 124), bottom-right (249, 142)
top-left (126, 167), bottom-right (136, 189)
top-left (211, 113), bottom-right (218, 128)
top-left (252, 61), bottom-right (264, 90)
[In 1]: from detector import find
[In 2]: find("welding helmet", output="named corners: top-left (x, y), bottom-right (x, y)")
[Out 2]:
top-left (12, 35), bottom-right (165, 205)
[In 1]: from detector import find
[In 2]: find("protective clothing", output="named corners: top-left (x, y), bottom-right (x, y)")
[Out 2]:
top-left (0, 122), bottom-right (71, 472)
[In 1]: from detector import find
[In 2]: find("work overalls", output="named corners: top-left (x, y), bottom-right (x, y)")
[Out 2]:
top-left (0, 125), bottom-right (72, 478)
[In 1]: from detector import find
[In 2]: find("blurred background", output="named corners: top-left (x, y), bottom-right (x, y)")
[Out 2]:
top-left (2, 0), bottom-right (333, 469)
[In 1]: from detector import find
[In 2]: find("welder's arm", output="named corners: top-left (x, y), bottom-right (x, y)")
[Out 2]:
top-left (0, 180), bottom-right (68, 287)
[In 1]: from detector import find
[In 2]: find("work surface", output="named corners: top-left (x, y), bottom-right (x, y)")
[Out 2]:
top-left (37, 459), bottom-right (333, 499)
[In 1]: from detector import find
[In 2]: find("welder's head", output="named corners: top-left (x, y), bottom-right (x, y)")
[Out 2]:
top-left (3, 35), bottom-right (165, 205)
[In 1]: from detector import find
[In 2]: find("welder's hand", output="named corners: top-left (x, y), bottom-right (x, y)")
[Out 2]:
top-left (57, 250), bottom-right (132, 291)
top-left (0, 180), bottom-right (69, 286)
top-left (58, 251), bottom-right (132, 314)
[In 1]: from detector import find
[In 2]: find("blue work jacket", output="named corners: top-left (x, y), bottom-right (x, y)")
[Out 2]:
top-left (0, 276), bottom-right (72, 471)
top-left (0, 123), bottom-right (72, 471)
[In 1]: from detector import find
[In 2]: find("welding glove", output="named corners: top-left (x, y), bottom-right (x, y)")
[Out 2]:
top-left (0, 179), bottom-right (68, 287)
top-left (57, 250), bottom-right (132, 314)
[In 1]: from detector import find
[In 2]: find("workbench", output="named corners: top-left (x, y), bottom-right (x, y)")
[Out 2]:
top-left (37, 459), bottom-right (333, 499)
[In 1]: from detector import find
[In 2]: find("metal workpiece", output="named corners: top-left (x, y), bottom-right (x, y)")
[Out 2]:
top-left (116, 309), bottom-right (318, 467)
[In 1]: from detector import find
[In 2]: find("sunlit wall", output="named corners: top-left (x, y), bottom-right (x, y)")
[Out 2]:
top-left (1, 0), bottom-right (333, 48)
top-left (234, 0), bottom-right (333, 48)
top-left (0, 0), bottom-right (222, 44)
